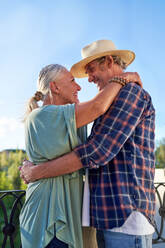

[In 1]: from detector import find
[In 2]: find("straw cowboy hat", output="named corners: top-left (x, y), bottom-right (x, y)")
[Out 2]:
top-left (70, 40), bottom-right (135, 78)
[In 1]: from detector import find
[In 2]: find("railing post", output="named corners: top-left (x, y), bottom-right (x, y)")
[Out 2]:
top-left (153, 182), bottom-right (165, 246)
top-left (0, 190), bottom-right (26, 248)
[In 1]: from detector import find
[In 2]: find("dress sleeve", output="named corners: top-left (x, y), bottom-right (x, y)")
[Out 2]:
top-left (74, 83), bottom-right (147, 168)
top-left (27, 104), bottom-right (78, 162)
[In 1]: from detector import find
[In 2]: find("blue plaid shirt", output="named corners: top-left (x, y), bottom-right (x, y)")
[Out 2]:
top-left (74, 83), bottom-right (156, 229)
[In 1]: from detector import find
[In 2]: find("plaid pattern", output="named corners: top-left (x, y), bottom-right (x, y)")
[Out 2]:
top-left (74, 83), bottom-right (156, 229)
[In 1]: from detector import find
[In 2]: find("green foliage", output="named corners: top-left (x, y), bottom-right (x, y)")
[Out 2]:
top-left (155, 138), bottom-right (165, 168)
top-left (0, 150), bottom-right (27, 190)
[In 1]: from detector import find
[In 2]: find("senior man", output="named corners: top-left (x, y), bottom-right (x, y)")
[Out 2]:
top-left (20, 39), bottom-right (155, 248)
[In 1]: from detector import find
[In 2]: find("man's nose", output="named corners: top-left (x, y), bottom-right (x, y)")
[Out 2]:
top-left (88, 74), bottom-right (94, 83)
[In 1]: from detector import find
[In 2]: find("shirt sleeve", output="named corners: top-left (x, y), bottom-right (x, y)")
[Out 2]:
top-left (74, 83), bottom-right (147, 168)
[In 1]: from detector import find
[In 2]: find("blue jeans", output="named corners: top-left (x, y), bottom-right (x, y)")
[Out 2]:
top-left (45, 236), bottom-right (68, 248)
top-left (96, 230), bottom-right (153, 248)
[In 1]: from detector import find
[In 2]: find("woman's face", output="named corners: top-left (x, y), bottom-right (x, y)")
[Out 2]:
top-left (55, 70), bottom-right (81, 104)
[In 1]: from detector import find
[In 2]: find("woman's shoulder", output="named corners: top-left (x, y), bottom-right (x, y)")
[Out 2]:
top-left (41, 104), bottom-right (75, 112)
top-left (27, 104), bottom-right (75, 124)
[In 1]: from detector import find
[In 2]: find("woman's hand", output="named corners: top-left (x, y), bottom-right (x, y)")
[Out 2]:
top-left (120, 72), bottom-right (143, 87)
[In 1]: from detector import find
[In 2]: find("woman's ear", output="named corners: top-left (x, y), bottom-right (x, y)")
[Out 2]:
top-left (49, 81), bottom-right (60, 94)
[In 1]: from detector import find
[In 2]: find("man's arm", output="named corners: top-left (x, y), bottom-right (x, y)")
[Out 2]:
top-left (75, 82), bottom-right (122, 128)
top-left (20, 151), bottom-right (82, 183)
top-left (74, 83), bottom-right (147, 168)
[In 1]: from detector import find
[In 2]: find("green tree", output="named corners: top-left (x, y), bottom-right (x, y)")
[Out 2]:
top-left (0, 150), bottom-right (27, 190)
top-left (0, 152), bottom-right (8, 171)
top-left (0, 171), bottom-right (12, 189)
top-left (155, 138), bottom-right (165, 168)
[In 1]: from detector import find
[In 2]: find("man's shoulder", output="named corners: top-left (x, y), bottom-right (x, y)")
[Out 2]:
top-left (123, 82), bottom-right (143, 92)
top-left (124, 83), bottom-right (153, 103)
top-left (118, 82), bottom-right (149, 99)
top-left (103, 83), bottom-right (149, 113)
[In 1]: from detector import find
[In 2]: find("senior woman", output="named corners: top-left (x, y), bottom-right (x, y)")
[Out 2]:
top-left (20, 64), bottom-right (139, 248)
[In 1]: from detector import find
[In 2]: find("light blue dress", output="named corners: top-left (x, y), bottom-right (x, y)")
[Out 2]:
top-left (20, 104), bottom-right (87, 248)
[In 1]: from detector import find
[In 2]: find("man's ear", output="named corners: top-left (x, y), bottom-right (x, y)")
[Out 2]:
top-left (106, 55), bottom-right (113, 68)
top-left (49, 81), bottom-right (60, 94)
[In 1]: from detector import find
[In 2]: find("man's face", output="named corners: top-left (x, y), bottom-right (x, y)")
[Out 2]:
top-left (85, 57), bottom-right (112, 91)
top-left (56, 70), bottom-right (81, 104)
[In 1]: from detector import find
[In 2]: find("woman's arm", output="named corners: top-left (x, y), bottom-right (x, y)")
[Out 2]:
top-left (75, 72), bottom-right (142, 128)
top-left (75, 82), bottom-right (121, 128)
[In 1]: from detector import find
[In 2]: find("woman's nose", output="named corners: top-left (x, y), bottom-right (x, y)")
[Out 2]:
top-left (75, 82), bottom-right (81, 91)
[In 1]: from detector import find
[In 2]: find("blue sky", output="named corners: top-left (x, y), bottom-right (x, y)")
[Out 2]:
top-left (0, 0), bottom-right (164, 151)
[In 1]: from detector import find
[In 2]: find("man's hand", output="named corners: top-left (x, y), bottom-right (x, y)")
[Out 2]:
top-left (121, 72), bottom-right (143, 87)
top-left (19, 152), bottom-right (82, 181)
top-left (19, 160), bottom-right (36, 184)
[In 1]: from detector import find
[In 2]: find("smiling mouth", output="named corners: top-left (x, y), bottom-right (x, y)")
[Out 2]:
top-left (73, 93), bottom-right (79, 103)
top-left (73, 93), bottom-right (79, 100)
top-left (95, 82), bottom-right (103, 91)
top-left (94, 80), bottom-right (100, 87)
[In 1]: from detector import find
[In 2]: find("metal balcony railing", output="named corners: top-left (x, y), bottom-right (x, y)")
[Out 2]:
top-left (0, 190), bottom-right (25, 248)
top-left (152, 182), bottom-right (165, 245)
top-left (0, 183), bottom-right (165, 247)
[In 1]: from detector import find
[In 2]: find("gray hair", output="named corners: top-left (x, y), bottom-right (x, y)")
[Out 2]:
top-left (96, 55), bottom-right (127, 70)
top-left (23, 64), bottom-right (66, 122)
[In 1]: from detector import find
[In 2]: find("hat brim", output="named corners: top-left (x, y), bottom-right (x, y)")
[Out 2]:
top-left (70, 50), bottom-right (135, 78)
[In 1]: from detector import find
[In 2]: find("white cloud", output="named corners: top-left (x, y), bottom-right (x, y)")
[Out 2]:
top-left (0, 117), bottom-right (23, 137)
top-left (0, 117), bottom-right (24, 151)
